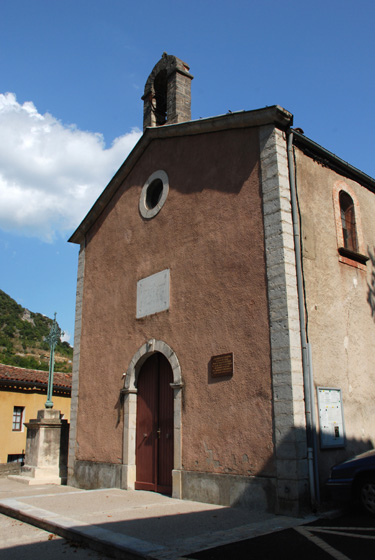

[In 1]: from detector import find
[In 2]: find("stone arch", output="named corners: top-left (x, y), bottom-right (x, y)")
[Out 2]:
top-left (121, 339), bottom-right (183, 498)
top-left (142, 52), bottom-right (193, 131)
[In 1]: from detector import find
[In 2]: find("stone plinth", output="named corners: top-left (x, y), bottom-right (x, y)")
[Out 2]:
top-left (10, 409), bottom-right (69, 485)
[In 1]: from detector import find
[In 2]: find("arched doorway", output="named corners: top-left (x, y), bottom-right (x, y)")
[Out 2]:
top-left (135, 352), bottom-right (174, 495)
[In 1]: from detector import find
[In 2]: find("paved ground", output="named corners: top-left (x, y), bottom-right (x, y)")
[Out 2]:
top-left (185, 509), bottom-right (375, 560)
top-left (0, 512), bottom-right (112, 560)
top-left (0, 478), bottom-right (316, 560)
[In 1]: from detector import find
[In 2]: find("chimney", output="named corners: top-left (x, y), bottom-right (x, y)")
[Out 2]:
top-left (142, 53), bottom-right (193, 132)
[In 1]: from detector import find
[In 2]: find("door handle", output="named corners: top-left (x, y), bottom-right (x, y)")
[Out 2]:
top-left (157, 428), bottom-right (161, 439)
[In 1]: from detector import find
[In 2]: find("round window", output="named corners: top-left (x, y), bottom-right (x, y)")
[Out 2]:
top-left (146, 178), bottom-right (163, 209)
top-left (139, 170), bottom-right (169, 219)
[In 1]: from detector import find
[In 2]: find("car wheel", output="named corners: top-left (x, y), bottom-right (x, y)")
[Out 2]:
top-left (359, 477), bottom-right (375, 514)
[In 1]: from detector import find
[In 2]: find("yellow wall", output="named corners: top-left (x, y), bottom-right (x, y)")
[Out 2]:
top-left (0, 389), bottom-right (71, 464)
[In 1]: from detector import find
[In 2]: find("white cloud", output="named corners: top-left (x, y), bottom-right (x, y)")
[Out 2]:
top-left (0, 93), bottom-right (142, 241)
top-left (61, 330), bottom-right (71, 344)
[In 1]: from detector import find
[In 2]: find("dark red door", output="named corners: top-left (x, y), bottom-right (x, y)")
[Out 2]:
top-left (135, 353), bottom-right (174, 495)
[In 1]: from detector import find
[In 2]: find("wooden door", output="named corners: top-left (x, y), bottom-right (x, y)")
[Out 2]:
top-left (135, 353), bottom-right (174, 495)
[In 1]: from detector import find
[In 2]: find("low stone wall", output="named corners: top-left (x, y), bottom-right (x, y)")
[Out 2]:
top-left (70, 460), bottom-right (124, 489)
top-left (70, 460), bottom-right (279, 513)
top-left (180, 470), bottom-right (277, 512)
top-left (0, 462), bottom-right (22, 478)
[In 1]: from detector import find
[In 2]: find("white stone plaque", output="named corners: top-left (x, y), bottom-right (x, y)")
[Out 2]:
top-left (136, 269), bottom-right (170, 318)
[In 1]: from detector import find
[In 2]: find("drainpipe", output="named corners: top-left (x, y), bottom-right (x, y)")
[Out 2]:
top-left (286, 130), bottom-right (319, 508)
top-left (308, 340), bottom-right (320, 504)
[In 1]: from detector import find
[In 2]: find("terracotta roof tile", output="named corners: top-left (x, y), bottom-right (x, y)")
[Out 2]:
top-left (0, 363), bottom-right (72, 389)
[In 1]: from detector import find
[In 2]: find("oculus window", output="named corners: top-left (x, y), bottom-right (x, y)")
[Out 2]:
top-left (139, 170), bottom-right (169, 219)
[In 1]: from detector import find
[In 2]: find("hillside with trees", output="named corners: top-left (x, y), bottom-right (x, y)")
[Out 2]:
top-left (0, 289), bottom-right (73, 373)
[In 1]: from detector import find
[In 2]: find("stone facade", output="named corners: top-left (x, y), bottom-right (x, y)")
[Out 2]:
top-left (67, 56), bottom-right (375, 515)
top-left (68, 117), bottom-right (280, 511)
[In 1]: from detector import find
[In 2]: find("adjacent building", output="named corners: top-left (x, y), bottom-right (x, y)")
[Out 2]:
top-left (67, 54), bottom-right (375, 515)
top-left (0, 364), bottom-right (71, 465)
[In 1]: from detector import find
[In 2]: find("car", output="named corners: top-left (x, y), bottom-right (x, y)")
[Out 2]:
top-left (326, 449), bottom-right (375, 514)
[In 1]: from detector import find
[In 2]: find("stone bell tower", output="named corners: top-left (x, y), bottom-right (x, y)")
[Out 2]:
top-left (142, 53), bottom-right (193, 131)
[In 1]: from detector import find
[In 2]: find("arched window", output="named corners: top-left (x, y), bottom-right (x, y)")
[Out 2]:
top-left (339, 191), bottom-right (358, 252)
top-left (153, 69), bottom-right (168, 126)
top-left (332, 181), bottom-right (368, 270)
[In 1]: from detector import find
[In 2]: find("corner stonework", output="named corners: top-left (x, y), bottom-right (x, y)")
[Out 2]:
top-left (259, 124), bottom-right (309, 515)
top-left (67, 243), bottom-right (85, 486)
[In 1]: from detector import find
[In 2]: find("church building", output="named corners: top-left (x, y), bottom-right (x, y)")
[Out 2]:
top-left (67, 54), bottom-right (375, 515)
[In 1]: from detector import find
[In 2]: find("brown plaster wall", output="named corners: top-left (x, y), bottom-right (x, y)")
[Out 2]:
top-left (76, 127), bottom-right (275, 478)
top-left (295, 147), bottom-right (375, 486)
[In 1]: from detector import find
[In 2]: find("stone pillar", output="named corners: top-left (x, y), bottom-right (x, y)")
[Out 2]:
top-left (259, 124), bottom-right (309, 515)
top-left (11, 409), bottom-right (69, 485)
top-left (67, 243), bottom-right (85, 486)
top-left (166, 66), bottom-right (192, 125)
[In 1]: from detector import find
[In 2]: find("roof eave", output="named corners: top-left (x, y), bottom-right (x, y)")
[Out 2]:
top-left (0, 379), bottom-right (71, 392)
top-left (292, 130), bottom-right (375, 192)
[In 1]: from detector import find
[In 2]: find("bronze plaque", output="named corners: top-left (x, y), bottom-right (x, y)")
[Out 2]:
top-left (211, 352), bottom-right (233, 378)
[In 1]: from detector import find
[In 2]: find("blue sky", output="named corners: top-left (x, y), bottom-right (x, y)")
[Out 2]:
top-left (1, 0), bottom-right (375, 344)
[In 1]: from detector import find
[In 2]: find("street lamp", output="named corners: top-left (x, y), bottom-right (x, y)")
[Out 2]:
top-left (45, 312), bottom-right (62, 409)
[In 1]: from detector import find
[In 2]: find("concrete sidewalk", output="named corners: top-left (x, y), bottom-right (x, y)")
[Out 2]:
top-left (0, 479), bottom-right (315, 560)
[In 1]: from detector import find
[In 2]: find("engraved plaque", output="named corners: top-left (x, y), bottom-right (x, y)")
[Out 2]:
top-left (211, 352), bottom-right (233, 378)
top-left (136, 269), bottom-right (170, 318)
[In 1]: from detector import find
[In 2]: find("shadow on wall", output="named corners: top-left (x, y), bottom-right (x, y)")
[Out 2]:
top-left (227, 425), bottom-right (374, 513)
top-left (367, 246), bottom-right (375, 320)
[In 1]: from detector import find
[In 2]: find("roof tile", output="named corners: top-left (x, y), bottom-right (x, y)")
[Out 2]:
top-left (0, 363), bottom-right (72, 389)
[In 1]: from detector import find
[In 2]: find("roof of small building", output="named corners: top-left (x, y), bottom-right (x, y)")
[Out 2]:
top-left (0, 363), bottom-right (72, 391)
